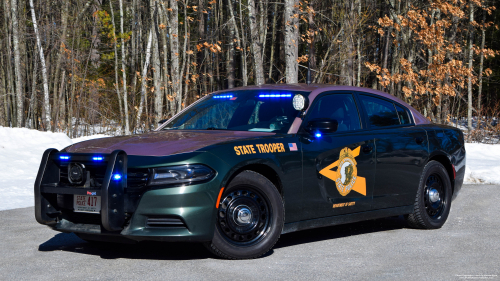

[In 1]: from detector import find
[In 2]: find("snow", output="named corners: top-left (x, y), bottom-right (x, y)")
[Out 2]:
top-left (463, 143), bottom-right (500, 184)
top-left (0, 127), bottom-right (499, 211)
top-left (0, 127), bottom-right (107, 211)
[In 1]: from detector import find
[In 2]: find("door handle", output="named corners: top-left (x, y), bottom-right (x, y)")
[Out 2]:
top-left (362, 145), bottom-right (373, 153)
top-left (415, 137), bottom-right (424, 145)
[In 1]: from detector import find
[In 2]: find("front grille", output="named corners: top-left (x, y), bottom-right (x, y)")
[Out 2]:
top-left (146, 216), bottom-right (187, 229)
top-left (127, 169), bottom-right (150, 190)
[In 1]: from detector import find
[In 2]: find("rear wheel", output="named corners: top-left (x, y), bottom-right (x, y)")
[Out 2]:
top-left (204, 171), bottom-right (284, 259)
top-left (405, 161), bottom-right (452, 229)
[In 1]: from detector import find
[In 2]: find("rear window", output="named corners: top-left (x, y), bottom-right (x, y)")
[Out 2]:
top-left (359, 95), bottom-right (400, 128)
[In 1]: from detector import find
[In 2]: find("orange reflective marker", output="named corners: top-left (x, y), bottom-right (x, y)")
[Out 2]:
top-left (216, 187), bottom-right (225, 208)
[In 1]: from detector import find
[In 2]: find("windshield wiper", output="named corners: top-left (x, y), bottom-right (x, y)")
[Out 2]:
top-left (206, 127), bottom-right (226, 130)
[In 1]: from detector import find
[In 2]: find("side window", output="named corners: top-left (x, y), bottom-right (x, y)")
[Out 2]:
top-left (306, 94), bottom-right (361, 132)
top-left (359, 95), bottom-right (400, 128)
top-left (395, 104), bottom-right (411, 125)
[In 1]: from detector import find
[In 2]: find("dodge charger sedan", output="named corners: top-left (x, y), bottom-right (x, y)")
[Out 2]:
top-left (35, 84), bottom-right (466, 259)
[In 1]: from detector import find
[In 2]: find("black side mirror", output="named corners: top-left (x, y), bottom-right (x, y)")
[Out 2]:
top-left (158, 119), bottom-right (168, 125)
top-left (305, 118), bottom-right (338, 134)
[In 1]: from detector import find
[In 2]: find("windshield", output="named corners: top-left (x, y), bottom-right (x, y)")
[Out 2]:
top-left (162, 90), bottom-right (308, 133)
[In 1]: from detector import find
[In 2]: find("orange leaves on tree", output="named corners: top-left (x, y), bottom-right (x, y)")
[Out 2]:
top-left (297, 55), bottom-right (308, 63)
top-left (366, 0), bottom-right (496, 106)
top-left (197, 42), bottom-right (221, 53)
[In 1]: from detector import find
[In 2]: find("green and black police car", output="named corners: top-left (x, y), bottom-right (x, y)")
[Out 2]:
top-left (35, 84), bottom-right (466, 259)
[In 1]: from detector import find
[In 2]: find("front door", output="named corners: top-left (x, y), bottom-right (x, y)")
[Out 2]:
top-left (299, 93), bottom-right (376, 221)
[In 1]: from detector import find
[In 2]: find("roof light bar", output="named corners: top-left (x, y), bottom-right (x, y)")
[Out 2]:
top-left (213, 95), bottom-right (233, 99)
top-left (258, 94), bottom-right (292, 98)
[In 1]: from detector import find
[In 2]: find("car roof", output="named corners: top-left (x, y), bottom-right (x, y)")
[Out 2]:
top-left (213, 84), bottom-right (430, 127)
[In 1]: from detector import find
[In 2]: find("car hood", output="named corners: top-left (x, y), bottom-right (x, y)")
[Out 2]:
top-left (63, 130), bottom-right (275, 156)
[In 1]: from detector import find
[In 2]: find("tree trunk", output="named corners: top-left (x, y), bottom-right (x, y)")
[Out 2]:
top-left (268, 2), bottom-right (279, 82)
top-left (110, 0), bottom-right (124, 131)
top-left (51, 0), bottom-right (69, 130)
top-left (119, 0), bottom-right (131, 135)
top-left (29, 0), bottom-right (51, 130)
top-left (153, 29), bottom-right (163, 125)
top-left (0, 55), bottom-right (7, 126)
top-left (248, 0), bottom-right (265, 85)
top-left (356, 0), bottom-right (362, 87)
top-left (227, 0), bottom-right (245, 87)
top-left (227, 21), bottom-right (235, 89)
top-left (178, 2), bottom-right (189, 112)
top-left (239, 0), bottom-right (248, 86)
top-left (11, 0), bottom-right (24, 127)
top-left (284, 0), bottom-right (299, 83)
top-left (136, 28), bottom-right (154, 132)
top-left (477, 11), bottom-right (486, 115)
top-left (169, 0), bottom-right (181, 113)
top-left (467, 3), bottom-right (475, 133)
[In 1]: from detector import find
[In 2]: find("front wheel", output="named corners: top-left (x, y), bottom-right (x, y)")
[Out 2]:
top-left (204, 171), bottom-right (284, 259)
top-left (405, 161), bottom-right (452, 229)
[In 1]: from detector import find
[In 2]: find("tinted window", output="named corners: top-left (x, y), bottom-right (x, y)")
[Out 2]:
top-left (306, 94), bottom-right (361, 132)
top-left (359, 95), bottom-right (400, 128)
top-left (395, 104), bottom-right (411, 125)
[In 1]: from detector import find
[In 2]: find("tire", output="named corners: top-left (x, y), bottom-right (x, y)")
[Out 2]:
top-left (405, 160), bottom-right (452, 229)
top-left (204, 171), bottom-right (284, 259)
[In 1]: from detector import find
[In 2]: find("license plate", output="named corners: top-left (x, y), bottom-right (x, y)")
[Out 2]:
top-left (74, 195), bottom-right (101, 213)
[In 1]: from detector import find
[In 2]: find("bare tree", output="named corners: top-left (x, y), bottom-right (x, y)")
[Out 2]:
top-left (467, 2), bottom-right (475, 133)
top-left (11, 0), bottom-right (24, 127)
top-left (284, 0), bottom-right (299, 83)
top-left (119, 0), bottom-right (131, 135)
top-left (29, 0), bottom-right (50, 130)
top-left (248, 0), bottom-right (265, 85)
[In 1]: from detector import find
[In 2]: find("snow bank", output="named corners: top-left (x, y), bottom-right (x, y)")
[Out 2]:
top-left (464, 143), bottom-right (500, 184)
top-left (0, 127), bottom-right (107, 211)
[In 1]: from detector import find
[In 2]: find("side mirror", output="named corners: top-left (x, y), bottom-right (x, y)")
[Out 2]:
top-left (158, 119), bottom-right (168, 125)
top-left (305, 118), bottom-right (338, 134)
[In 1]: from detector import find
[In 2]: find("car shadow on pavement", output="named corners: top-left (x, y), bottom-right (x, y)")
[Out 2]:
top-left (274, 215), bottom-right (408, 250)
top-left (38, 232), bottom-right (213, 260)
top-left (38, 216), bottom-right (407, 260)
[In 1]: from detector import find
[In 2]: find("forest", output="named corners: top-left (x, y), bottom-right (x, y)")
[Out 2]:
top-left (0, 0), bottom-right (499, 138)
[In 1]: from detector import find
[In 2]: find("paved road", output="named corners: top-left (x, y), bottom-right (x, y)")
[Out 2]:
top-left (0, 184), bottom-right (499, 281)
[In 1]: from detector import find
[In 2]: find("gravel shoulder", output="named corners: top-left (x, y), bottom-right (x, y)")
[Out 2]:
top-left (0, 184), bottom-right (499, 281)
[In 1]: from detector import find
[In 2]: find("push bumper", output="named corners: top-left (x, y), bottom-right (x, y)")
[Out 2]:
top-left (35, 149), bottom-right (221, 242)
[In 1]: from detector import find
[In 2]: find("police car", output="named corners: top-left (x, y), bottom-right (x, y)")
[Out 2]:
top-left (35, 84), bottom-right (465, 259)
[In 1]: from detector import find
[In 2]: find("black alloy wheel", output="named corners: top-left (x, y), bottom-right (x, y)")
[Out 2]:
top-left (424, 173), bottom-right (447, 220)
top-left (217, 188), bottom-right (271, 246)
top-left (405, 160), bottom-right (452, 229)
top-left (204, 171), bottom-right (284, 259)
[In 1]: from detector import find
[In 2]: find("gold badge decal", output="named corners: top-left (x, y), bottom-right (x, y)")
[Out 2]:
top-left (319, 146), bottom-right (366, 196)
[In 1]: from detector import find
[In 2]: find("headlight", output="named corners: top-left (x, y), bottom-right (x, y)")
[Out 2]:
top-left (149, 164), bottom-right (215, 186)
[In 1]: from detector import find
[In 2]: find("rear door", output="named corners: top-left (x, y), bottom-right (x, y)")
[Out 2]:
top-left (356, 94), bottom-right (428, 209)
top-left (299, 92), bottom-right (376, 221)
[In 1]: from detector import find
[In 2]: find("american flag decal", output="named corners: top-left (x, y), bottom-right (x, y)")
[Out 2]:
top-left (288, 143), bottom-right (298, 151)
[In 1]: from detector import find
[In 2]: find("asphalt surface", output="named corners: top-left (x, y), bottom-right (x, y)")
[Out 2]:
top-left (0, 184), bottom-right (499, 281)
